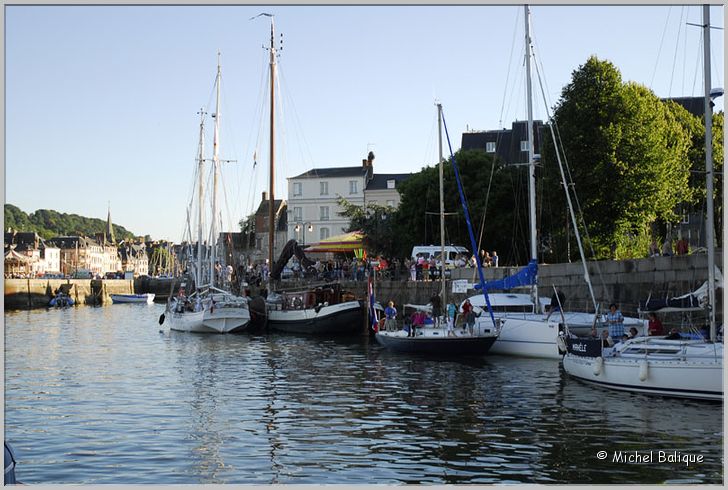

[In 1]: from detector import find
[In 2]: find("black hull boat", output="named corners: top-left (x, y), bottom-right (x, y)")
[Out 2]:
top-left (267, 300), bottom-right (365, 335)
top-left (375, 329), bottom-right (497, 355)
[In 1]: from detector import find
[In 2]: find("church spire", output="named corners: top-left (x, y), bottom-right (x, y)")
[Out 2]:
top-left (106, 202), bottom-right (115, 245)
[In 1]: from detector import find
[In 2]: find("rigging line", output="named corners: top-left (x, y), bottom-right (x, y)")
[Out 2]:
top-left (669, 6), bottom-right (686, 97)
top-left (278, 65), bottom-right (316, 175)
top-left (691, 30), bottom-right (702, 98)
top-left (650, 5), bottom-right (673, 89)
top-left (681, 6), bottom-right (690, 95)
top-left (498, 7), bottom-right (522, 130)
top-left (441, 107), bottom-right (497, 328)
top-left (533, 57), bottom-right (606, 303)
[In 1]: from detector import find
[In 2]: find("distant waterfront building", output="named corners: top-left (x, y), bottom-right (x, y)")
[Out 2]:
top-left (286, 152), bottom-right (412, 244)
top-left (4, 231), bottom-right (60, 276)
top-left (118, 241), bottom-right (149, 277)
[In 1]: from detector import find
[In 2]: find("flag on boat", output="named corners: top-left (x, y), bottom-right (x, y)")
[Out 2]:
top-left (474, 259), bottom-right (538, 291)
top-left (368, 274), bottom-right (379, 333)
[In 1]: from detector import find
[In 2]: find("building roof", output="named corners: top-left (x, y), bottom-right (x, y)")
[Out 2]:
top-left (255, 199), bottom-right (286, 217)
top-left (47, 236), bottom-right (100, 249)
top-left (290, 166), bottom-right (370, 180)
top-left (664, 96), bottom-right (706, 118)
top-left (365, 173), bottom-right (412, 191)
top-left (461, 120), bottom-right (545, 165)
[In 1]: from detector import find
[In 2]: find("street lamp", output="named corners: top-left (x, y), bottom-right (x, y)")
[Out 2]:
top-left (294, 222), bottom-right (313, 246)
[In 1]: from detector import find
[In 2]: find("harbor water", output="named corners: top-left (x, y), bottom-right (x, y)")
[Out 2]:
top-left (4, 305), bottom-right (723, 484)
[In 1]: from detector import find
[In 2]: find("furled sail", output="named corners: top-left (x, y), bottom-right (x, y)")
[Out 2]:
top-left (474, 259), bottom-right (538, 291)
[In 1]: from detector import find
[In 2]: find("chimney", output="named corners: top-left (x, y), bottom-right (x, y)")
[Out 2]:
top-left (262, 191), bottom-right (268, 201)
top-left (362, 159), bottom-right (368, 168)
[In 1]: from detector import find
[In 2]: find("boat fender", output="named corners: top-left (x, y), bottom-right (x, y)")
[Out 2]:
top-left (159, 313), bottom-right (165, 325)
top-left (557, 333), bottom-right (568, 354)
top-left (639, 360), bottom-right (648, 381)
top-left (593, 357), bottom-right (603, 376)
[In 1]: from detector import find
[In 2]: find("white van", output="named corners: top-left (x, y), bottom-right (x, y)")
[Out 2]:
top-left (411, 245), bottom-right (470, 266)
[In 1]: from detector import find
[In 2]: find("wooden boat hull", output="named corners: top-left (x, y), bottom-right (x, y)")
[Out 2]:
top-left (267, 300), bottom-right (364, 335)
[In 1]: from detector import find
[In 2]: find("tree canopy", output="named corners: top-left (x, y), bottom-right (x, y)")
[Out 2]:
top-left (540, 56), bottom-right (703, 260)
top-left (4, 204), bottom-right (137, 242)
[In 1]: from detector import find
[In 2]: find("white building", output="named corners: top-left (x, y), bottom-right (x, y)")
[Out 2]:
top-left (286, 153), bottom-right (412, 243)
top-left (287, 156), bottom-right (373, 245)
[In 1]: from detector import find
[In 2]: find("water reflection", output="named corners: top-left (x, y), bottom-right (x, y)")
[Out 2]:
top-left (4, 307), bottom-right (723, 484)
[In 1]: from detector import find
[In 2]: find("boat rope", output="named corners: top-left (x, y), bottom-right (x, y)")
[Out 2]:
top-left (440, 109), bottom-right (497, 328)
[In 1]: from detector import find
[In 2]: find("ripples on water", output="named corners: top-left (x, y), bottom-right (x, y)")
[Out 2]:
top-left (4, 306), bottom-right (723, 484)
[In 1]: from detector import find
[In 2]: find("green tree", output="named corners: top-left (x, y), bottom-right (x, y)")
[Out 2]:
top-left (393, 149), bottom-right (531, 264)
top-left (238, 214), bottom-right (256, 248)
top-left (337, 198), bottom-right (397, 257)
top-left (540, 56), bottom-right (694, 260)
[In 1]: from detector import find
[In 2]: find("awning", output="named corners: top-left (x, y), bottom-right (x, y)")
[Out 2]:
top-left (4, 249), bottom-right (34, 263)
top-left (304, 231), bottom-right (365, 255)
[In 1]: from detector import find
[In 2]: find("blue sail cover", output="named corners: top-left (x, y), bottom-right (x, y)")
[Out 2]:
top-left (475, 259), bottom-right (538, 291)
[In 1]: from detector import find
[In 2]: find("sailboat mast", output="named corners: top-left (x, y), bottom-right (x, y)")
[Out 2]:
top-left (211, 52), bottom-right (222, 287)
top-left (196, 108), bottom-right (206, 287)
top-left (268, 19), bottom-right (277, 280)
top-left (524, 5), bottom-right (540, 313)
top-left (437, 103), bottom-right (447, 307)
top-left (703, 5), bottom-right (716, 341)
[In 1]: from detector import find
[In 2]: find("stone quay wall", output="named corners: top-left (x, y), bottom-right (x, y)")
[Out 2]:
top-left (344, 251), bottom-right (723, 321)
top-left (5, 278), bottom-right (135, 309)
top-left (6, 252), bottom-right (722, 321)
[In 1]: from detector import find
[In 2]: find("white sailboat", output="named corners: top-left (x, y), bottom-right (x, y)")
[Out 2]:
top-left (164, 105), bottom-right (211, 333)
top-left (465, 6), bottom-right (646, 359)
top-left (375, 103), bottom-right (500, 354)
top-left (562, 5), bottom-right (723, 400)
top-left (199, 53), bottom-right (251, 333)
top-left (257, 15), bottom-right (364, 334)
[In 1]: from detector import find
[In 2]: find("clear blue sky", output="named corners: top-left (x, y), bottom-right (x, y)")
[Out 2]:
top-left (5, 4), bottom-right (724, 243)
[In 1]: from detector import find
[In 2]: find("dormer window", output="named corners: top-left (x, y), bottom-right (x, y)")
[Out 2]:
top-left (387, 179), bottom-right (395, 189)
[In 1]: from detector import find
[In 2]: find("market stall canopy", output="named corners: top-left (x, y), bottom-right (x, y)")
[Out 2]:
top-left (4, 249), bottom-right (35, 263)
top-left (304, 231), bottom-right (365, 257)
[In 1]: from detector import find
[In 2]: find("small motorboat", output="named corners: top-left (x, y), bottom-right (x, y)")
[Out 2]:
top-left (110, 293), bottom-right (155, 304)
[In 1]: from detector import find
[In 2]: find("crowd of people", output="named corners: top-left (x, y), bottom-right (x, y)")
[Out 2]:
top-left (649, 236), bottom-right (690, 257)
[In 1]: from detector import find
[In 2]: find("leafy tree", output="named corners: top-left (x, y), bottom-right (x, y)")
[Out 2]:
top-left (238, 214), bottom-right (256, 248)
top-left (393, 149), bottom-right (531, 265)
top-left (540, 56), bottom-right (694, 260)
top-left (336, 198), bottom-right (398, 257)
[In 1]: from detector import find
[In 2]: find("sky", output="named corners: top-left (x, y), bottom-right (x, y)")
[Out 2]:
top-left (5, 3), bottom-right (724, 243)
